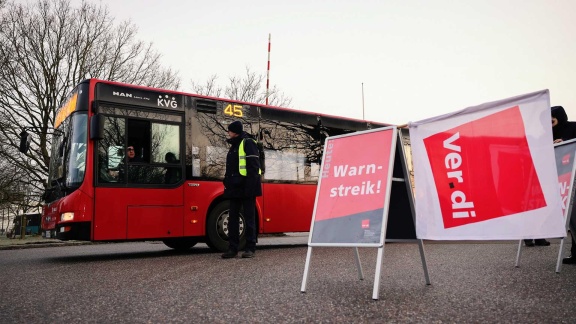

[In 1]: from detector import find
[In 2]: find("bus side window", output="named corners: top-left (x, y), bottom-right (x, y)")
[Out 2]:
top-left (152, 122), bottom-right (182, 184)
top-left (97, 116), bottom-right (125, 183)
top-left (258, 120), bottom-right (320, 183)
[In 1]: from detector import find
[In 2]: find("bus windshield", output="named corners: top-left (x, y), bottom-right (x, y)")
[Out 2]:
top-left (47, 112), bottom-right (88, 189)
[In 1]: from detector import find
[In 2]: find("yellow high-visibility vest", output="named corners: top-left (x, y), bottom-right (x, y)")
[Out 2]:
top-left (239, 139), bottom-right (262, 176)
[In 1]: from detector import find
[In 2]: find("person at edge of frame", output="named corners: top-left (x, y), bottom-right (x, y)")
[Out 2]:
top-left (525, 106), bottom-right (575, 247)
top-left (550, 106), bottom-right (576, 264)
top-left (221, 120), bottom-right (262, 259)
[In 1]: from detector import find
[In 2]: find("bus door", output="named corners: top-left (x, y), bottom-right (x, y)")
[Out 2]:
top-left (93, 110), bottom-right (185, 241)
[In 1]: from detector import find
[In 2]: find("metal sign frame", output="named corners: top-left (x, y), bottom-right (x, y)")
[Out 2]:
top-left (301, 127), bottom-right (430, 300)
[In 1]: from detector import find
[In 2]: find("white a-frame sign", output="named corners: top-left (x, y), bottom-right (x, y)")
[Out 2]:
top-left (300, 127), bottom-right (430, 300)
top-left (515, 138), bottom-right (576, 273)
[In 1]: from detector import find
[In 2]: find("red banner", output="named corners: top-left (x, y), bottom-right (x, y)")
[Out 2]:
top-left (423, 106), bottom-right (546, 228)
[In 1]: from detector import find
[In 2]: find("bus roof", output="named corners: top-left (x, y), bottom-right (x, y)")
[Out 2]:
top-left (84, 78), bottom-right (394, 128)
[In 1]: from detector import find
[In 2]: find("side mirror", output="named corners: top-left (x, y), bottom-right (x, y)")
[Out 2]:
top-left (19, 130), bottom-right (30, 153)
top-left (58, 138), bottom-right (66, 157)
top-left (90, 114), bottom-right (105, 140)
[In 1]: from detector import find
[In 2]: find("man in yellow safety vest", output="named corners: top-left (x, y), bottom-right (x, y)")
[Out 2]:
top-left (221, 120), bottom-right (262, 259)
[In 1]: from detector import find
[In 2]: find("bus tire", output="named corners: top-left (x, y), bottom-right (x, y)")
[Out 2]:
top-left (162, 237), bottom-right (198, 251)
top-left (206, 201), bottom-right (246, 252)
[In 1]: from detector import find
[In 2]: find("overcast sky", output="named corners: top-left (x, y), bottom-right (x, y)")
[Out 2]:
top-left (71, 0), bottom-right (575, 125)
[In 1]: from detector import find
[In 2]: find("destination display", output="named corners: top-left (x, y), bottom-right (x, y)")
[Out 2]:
top-left (95, 82), bottom-right (184, 110)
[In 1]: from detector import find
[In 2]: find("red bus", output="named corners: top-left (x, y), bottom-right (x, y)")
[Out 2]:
top-left (32, 79), bottom-right (389, 251)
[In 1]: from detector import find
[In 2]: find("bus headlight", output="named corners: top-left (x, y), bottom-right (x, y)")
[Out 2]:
top-left (61, 212), bottom-right (74, 222)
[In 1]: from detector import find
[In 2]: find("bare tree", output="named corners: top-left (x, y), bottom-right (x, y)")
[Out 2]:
top-left (0, 0), bottom-right (180, 209)
top-left (191, 67), bottom-right (292, 107)
top-left (0, 154), bottom-right (25, 206)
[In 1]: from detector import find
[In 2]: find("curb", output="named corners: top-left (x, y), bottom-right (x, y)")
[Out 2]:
top-left (0, 235), bottom-right (307, 251)
top-left (0, 240), bottom-right (93, 250)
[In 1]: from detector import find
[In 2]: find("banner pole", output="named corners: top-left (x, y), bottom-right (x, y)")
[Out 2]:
top-left (417, 239), bottom-right (431, 285)
top-left (353, 247), bottom-right (364, 280)
top-left (556, 238), bottom-right (566, 273)
top-left (372, 246), bottom-right (385, 300)
top-left (300, 246), bottom-right (313, 293)
top-left (398, 129), bottom-right (431, 284)
top-left (515, 240), bottom-right (523, 267)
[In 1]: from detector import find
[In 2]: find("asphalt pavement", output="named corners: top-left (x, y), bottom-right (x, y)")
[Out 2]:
top-left (1, 236), bottom-right (575, 323)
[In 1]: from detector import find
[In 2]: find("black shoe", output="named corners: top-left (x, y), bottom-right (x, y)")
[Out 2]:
top-left (524, 240), bottom-right (535, 247)
top-left (221, 250), bottom-right (238, 259)
top-left (534, 239), bottom-right (550, 246)
top-left (241, 251), bottom-right (255, 258)
top-left (563, 256), bottom-right (576, 264)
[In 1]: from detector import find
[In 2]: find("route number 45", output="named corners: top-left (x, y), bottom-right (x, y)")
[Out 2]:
top-left (224, 104), bottom-right (243, 117)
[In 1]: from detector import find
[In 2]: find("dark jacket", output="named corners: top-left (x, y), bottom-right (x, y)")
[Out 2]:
top-left (552, 106), bottom-right (576, 141)
top-left (223, 132), bottom-right (262, 198)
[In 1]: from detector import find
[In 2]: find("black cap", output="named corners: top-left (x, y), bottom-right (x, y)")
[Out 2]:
top-left (228, 121), bottom-right (243, 135)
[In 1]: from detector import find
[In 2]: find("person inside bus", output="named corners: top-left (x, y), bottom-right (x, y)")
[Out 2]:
top-left (126, 145), bottom-right (143, 162)
top-left (221, 120), bottom-right (262, 259)
top-left (164, 152), bottom-right (180, 184)
top-left (110, 145), bottom-right (144, 181)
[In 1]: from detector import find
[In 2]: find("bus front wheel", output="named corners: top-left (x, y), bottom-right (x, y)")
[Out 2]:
top-left (206, 201), bottom-right (245, 252)
top-left (162, 237), bottom-right (198, 251)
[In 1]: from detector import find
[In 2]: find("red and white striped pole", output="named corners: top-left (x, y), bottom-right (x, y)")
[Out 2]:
top-left (266, 33), bottom-right (271, 106)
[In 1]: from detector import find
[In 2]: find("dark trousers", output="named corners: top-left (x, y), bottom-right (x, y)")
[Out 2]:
top-left (227, 197), bottom-right (257, 252)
